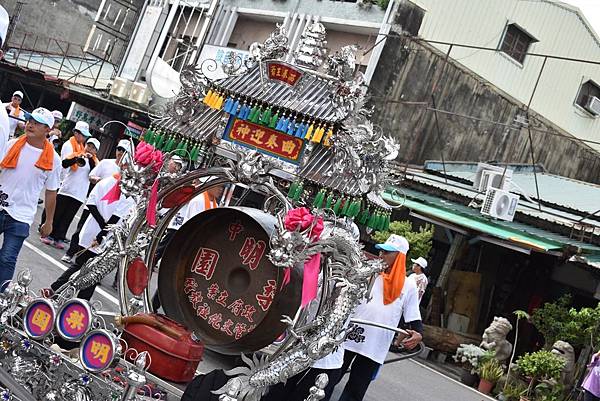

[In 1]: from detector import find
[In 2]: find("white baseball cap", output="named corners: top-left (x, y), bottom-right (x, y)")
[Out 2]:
top-left (0, 6), bottom-right (8, 45)
top-left (117, 139), bottom-right (132, 153)
top-left (51, 110), bottom-right (63, 120)
top-left (74, 121), bottom-right (91, 137)
top-left (411, 257), bottom-right (428, 269)
top-left (375, 234), bottom-right (409, 254)
top-left (29, 108), bottom-right (54, 129)
top-left (12, 90), bottom-right (23, 99)
top-left (86, 138), bottom-right (100, 151)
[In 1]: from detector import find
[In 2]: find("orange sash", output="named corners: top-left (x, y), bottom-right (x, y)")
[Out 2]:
top-left (203, 192), bottom-right (217, 210)
top-left (381, 252), bottom-right (407, 305)
top-left (0, 135), bottom-right (54, 171)
top-left (66, 136), bottom-right (98, 171)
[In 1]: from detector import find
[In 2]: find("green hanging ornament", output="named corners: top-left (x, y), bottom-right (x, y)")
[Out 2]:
top-left (325, 193), bottom-right (334, 210)
top-left (178, 140), bottom-right (189, 157)
top-left (333, 197), bottom-right (343, 215)
top-left (250, 106), bottom-right (263, 124)
top-left (189, 144), bottom-right (198, 161)
top-left (293, 182), bottom-right (304, 202)
top-left (358, 208), bottom-right (370, 225)
top-left (260, 108), bottom-right (272, 126)
top-left (143, 127), bottom-right (154, 142)
top-left (288, 181), bottom-right (299, 199)
top-left (312, 189), bottom-right (325, 209)
top-left (383, 213), bottom-right (391, 231)
top-left (367, 211), bottom-right (376, 229)
top-left (341, 198), bottom-right (350, 216)
top-left (155, 131), bottom-right (165, 150)
top-left (269, 112), bottom-right (279, 129)
top-left (378, 211), bottom-right (387, 231)
top-left (353, 199), bottom-right (363, 218)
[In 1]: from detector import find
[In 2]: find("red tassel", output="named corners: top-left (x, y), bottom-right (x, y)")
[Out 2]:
top-left (146, 179), bottom-right (159, 228)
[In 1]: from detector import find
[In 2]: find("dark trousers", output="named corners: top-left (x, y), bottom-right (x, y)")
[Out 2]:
top-left (0, 211), bottom-right (29, 288)
top-left (151, 228), bottom-right (177, 311)
top-left (585, 391), bottom-right (600, 401)
top-left (337, 351), bottom-right (381, 401)
top-left (262, 367), bottom-right (341, 401)
top-left (42, 194), bottom-right (82, 241)
top-left (50, 250), bottom-right (97, 300)
top-left (65, 209), bottom-right (90, 257)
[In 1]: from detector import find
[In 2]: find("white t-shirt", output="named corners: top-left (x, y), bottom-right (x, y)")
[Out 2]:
top-left (0, 139), bottom-right (61, 225)
top-left (408, 273), bottom-right (429, 302)
top-left (59, 158), bottom-right (92, 203)
top-left (79, 176), bottom-right (134, 253)
top-left (344, 275), bottom-right (421, 364)
top-left (89, 159), bottom-right (119, 180)
top-left (0, 107), bottom-right (9, 159)
top-left (161, 192), bottom-right (218, 230)
top-left (4, 104), bottom-right (25, 137)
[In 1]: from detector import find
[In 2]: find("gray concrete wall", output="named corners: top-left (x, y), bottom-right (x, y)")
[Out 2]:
top-left (220, 0), bottom-right (387, 23)
top-left (370, 31), bottom-right (600, 184)
top-left (2, 0), bottom-right (98, 46)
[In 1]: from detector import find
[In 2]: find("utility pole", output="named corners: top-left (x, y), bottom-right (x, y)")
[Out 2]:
top-left (4, 2), bottom-right (26, 50)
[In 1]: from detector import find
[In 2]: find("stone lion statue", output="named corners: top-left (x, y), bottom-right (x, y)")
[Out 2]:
top-left (551, 340), bottom-right (575, 387)
top-left (480, 316), bottom-right (513, 363)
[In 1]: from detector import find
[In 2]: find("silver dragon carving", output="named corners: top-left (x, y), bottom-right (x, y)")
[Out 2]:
top-left (214, 216), bottom-right (385, 401)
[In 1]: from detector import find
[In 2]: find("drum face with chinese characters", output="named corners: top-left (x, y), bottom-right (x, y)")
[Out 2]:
top-left (159, 207), bottom-right (301, 354)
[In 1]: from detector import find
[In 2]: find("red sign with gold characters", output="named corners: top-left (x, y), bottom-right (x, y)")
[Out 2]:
top-left (266, 61), bottom-right (303, 86)
top-left (227, 119), bottom-right (304, 163)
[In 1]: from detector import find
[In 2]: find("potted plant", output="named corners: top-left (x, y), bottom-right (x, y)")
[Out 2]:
top-left (515, 350), bottom-right (565, 401)
top-left (478, 357), bottom-right (504, 395)
top-left (453, 344), bottom-right (485, 386)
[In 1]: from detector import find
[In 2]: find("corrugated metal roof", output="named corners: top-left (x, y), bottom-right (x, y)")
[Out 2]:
top-left (406, 169), bottom-right (600, 230)
top-left (440, 170), bottom-right (600, 216)
top-left (386, 187), bottom-right (600, 256)
top-left (217, 67), bottom-right (343, 123)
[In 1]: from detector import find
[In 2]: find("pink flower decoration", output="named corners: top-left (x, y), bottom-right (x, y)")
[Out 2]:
top-left (284, 207), bottom-right (324, 241)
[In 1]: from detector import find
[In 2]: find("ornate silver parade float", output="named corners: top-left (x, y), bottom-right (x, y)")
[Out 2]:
top-left (0, 23), bottom-right (409, 401)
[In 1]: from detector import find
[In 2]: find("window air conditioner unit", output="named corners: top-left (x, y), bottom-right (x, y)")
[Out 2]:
top-left (473, 163), bottom-right (513, 192)
top-left (585, 96), bottom-right (600, 116)
top-left (481, 188), bottom-right (520, 222)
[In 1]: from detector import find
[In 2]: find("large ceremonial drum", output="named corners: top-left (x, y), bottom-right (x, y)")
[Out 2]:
top-left (158, 207), bottom-right (301, 354)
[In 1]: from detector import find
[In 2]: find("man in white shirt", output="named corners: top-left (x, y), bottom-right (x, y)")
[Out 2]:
top-left (89, 139), bottom-right (132, 184)
top-left (336, 235), bottom-right (423, 401)
top-left (41, 138), bottom-right (99, 249)
top-left (0, 107), bottom-right (61, 286)
top-left (63, 138), bottom-right (132, 263)
top-left (4, 91), bottom-right (25, 138)
top-left (44, 175), bottom-right (134, 299)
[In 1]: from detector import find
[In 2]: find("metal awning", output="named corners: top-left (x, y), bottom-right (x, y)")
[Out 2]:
top-left (383, 188), bottom-right (600, 258)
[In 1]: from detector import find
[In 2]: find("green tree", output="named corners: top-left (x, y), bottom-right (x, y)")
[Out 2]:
top-left (370, 220), bottom-right (434, 262)
top-left (531, 294), bottom-right (600, 349)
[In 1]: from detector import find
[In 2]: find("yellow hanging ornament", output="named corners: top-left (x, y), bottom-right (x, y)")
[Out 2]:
top-left (203, 89), bottom-right (214, 105)
top-left (323, 126), bottom-right (334, 147)
top-left (304, 123), bottom-right (315, 140)
top-left (214, 93), bottom-right (224, 110)
top-left (311, 125), bottom-right (325, 143)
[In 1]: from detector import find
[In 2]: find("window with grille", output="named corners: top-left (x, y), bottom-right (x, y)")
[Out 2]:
top-left (575, 80), bottom-right (600, 109)
top-left (500, 23), bottom-right (536, 64)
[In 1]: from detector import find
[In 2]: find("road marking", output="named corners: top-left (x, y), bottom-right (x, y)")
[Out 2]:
top-left (409, 359), bottom-right (496, 400)
top-left (22, 240), bottom-right (120, 306)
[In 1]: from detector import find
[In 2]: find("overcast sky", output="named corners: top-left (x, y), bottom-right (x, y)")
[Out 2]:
top-left (562, 0), bottom-right (600, 36)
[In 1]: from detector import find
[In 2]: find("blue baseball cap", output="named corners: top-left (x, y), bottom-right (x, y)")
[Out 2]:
top-left (375, 234), bottom-right (409, 254)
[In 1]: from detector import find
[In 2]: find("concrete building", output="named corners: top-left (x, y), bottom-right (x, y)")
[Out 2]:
top-left (411, 0), bottom-right (600, 151)
top-left (117, 0), bottom-right (399, 100)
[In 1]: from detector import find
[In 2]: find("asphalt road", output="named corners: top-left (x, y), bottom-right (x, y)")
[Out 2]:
top-left (14, 204), bottom-right (492, 401)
